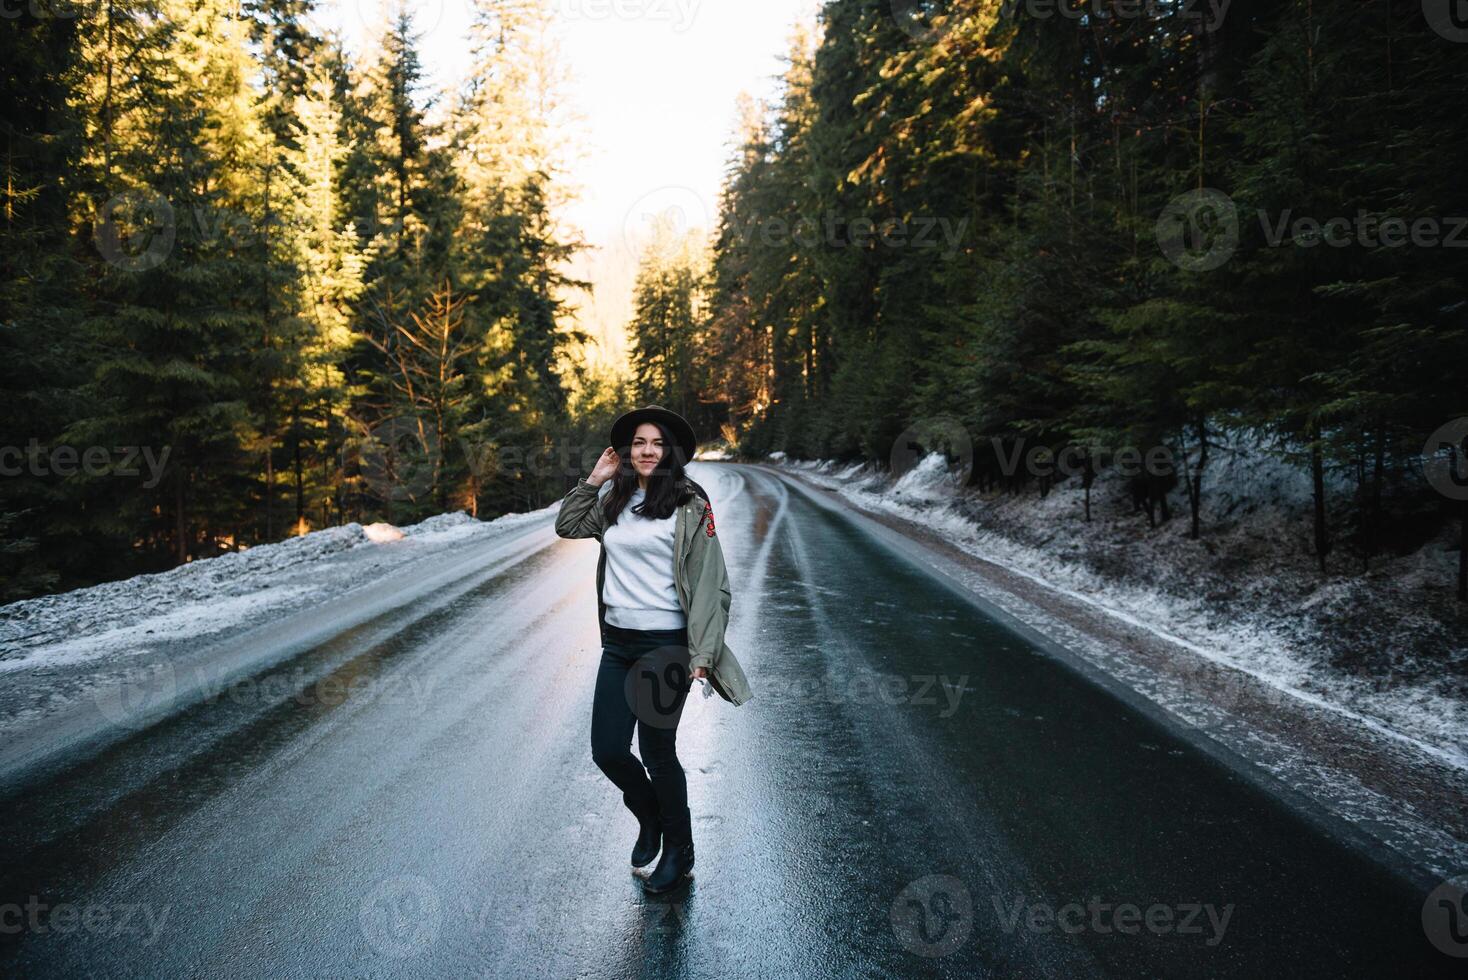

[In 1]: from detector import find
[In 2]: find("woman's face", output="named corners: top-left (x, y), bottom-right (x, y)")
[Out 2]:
top-left (631, 423), bottom-right (667, 479)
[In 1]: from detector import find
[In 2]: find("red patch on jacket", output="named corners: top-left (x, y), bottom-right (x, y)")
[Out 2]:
top-left (702, 502), bottom-right (716, 537)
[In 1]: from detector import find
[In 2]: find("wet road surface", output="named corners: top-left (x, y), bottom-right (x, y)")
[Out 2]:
top-left (0, 463), bottom-right (1453, 977)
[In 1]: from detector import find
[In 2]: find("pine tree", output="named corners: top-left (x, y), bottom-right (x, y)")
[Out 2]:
top-left (68, 0), bottom-right (274, 565)
top-left (451, 0), bottom-right (587, 511)
top-left (285, 39), bottom-right (367, 533)
top-left (628, 212), bottom-right (708, 413)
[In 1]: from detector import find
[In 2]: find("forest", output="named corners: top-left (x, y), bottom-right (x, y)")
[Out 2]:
top-left (3, 0), bottom-right (1467, 606)
top-left (3, 0), bottom-right (594, 599)
top-left (635, 0), bottom-right (1468, 603)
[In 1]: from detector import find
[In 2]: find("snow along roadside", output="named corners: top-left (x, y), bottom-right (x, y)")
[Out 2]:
top-left (762, 456), bottom-right (1468, 888)
top-left (0, 507), bottom-right (556, 753)
top-left (766, 453), bottom-right (1465, 770)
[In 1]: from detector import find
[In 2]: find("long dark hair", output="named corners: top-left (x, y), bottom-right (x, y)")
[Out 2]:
top-left (601, 419), bottom-right (709, 525)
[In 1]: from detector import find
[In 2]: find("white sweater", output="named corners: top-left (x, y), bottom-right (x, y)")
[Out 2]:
top-left (602, 487), bottom-right (687, 629)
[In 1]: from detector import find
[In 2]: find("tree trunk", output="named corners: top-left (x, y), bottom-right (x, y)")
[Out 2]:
top-left (1459, 504), bottom-right (1466, 603)
top-left (265, 449), bottom-right (273, 539)
top-left (174, 476), bottom-right (187, 565)
top-left (1183, 419), bottom-right (1208, 541)
top-left (1367, 422), bottom-right (1384, 571)
top-left (436, 412), bottom-right (448, 514)
top-left (262, 162), bottom-right (273, 540)
top-left (1082, 453), bottom-right (1094, 523)
top-left (1311, 441), bottom-right (1330, 575)
top-left (293, 404), bottom-right (304, 529)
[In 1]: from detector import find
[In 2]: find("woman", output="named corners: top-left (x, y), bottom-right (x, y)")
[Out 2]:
top-left (554, 405), bottom-right (752, 896)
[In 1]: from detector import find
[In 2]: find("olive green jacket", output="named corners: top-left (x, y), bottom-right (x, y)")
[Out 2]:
top-left (554, 476), bottom-right (753, 706)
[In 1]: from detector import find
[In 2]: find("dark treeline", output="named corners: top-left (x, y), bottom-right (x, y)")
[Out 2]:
top-left (1, 0), bottom-right (598, 600)
top-left (689, 0), bottom-right (1466, 596)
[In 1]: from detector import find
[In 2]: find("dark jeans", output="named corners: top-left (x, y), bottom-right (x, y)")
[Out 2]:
top-left (591, 623), bottom-right (693, 837)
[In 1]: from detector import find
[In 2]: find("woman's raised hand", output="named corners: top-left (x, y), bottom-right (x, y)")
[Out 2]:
top-left (588, 447), bottom-right (620, 486)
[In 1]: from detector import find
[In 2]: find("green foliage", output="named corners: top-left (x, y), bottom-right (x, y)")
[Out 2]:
top-left (703, 0), bottom-right (1466, 588)
top-left (0, 0), bottom-right (584, 598)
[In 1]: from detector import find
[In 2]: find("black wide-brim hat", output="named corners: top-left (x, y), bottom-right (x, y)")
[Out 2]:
top-left (610, 405), bottom-right (698, 463)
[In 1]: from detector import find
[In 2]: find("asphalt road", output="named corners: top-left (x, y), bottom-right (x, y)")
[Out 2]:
top-left (0, 463), bottom-right (1453, 978)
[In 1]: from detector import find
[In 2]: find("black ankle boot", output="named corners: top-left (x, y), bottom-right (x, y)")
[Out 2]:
top-left (641, 806), bottom-right (693, 895)
top-left (631, 808), bottom-right (662, 868)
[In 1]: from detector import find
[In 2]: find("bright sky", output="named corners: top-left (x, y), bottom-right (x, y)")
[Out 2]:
top-left (320, 0), bottom-right (820, 364)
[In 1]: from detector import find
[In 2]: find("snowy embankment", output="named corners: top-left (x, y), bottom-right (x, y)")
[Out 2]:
top-left (0, 512), bottom-right (547, 675)
top-left (0, 508), bottom-right (554, 757)
top-left (767, 450), bottom-right (1468, 773)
